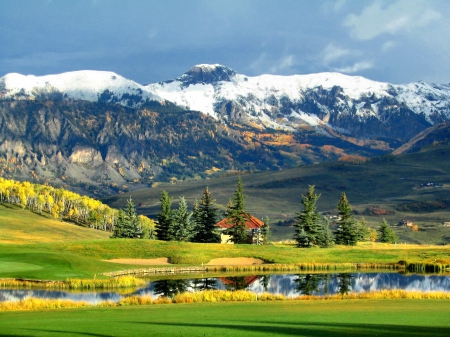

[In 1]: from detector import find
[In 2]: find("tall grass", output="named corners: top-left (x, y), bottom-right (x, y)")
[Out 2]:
top-left (103, 262), bottom-right (405, 277)
top-left (2, 290), bottom-right (449, 311)
top-left (0, 276), bottom-right (145, 290)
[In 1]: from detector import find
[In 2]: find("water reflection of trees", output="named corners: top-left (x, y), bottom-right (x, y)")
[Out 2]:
top-left (294, 274), bottom-right (323, 295)
top-left (191, 278), bottom-right (217, 291)
top-left (336, 273), bottom-right (353, 295)
top-left (294, 273), bottom-right (354, 296)
top-left (259, 275), bottom-right (271, 292)
top-left (153, 280), bottom-right (189, 298)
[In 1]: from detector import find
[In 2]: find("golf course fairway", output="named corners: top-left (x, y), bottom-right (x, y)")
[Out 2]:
top-left (0, 299), bottom-right (449, 336)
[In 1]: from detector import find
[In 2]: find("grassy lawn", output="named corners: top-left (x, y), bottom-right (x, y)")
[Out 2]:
top-left (0, 239), bottom-right (449, 280)
top-left (0, 299), bottom-right (449, 336)
top-left (0, 203), bottom-right (449, 280)
top-left (0, 203), bottom-right (109, 244)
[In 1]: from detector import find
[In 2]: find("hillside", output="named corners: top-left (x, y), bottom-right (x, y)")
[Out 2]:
top-left (103, 144), bottom-right (450, 244)
top-left (2, 65), bottom-right (450, 196)
top-left (0, 99), bottom-right (388, 196)
top-left (0, 203), bottom-right (109, 244)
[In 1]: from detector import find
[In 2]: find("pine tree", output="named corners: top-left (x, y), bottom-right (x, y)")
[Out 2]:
top-left (111, 210), bottom-right (125, 238)
top-left (192, 187), bottom-right (221, 243)
top-left (334, 192), bottom-right (358, 246)
top-left (225, 177), bottom-right (248, 244)
top-left (355, 217), bottom-right (371, 242)
top-left (170, 197), bottom-right (195, 241)
top-left (121, 198), bottom-right (141, 238)
top-left (294, 185), bottom-right (322, 247)
top-left (156, 191), bottom-right (173, 241)
top-left (318, 217), bottom-right (334, 248)
top-left (111, 198), bottom-right (141, 238)
top-left (378, 218), bottom-right (398, 243)
top-left (260, 216), bottom-right (271, 245)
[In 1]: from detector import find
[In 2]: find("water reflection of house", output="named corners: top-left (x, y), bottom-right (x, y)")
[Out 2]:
top-left (220, 276), bottom-right (259, 290)
top-left (215, 214), bottom-right (264, 244)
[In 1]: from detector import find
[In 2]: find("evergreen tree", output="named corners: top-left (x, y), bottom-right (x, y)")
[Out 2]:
top-left (192, 187), bottom-right (221, 243)
top-left (111, 210), bottom-right (125, 238)
top-left (170, 197), bottom-right (195, 241)
top-left (225, 177), bottom-right (248, 244)
top-left (111, 198), bottom-right (141, 238)
top-left (318, 216), bottom-right (334, 247)
top-left (334, 192), bottom-right (358, 246)
top-left (378, 218), bottom-right (398, 243)
top-left (260, 216), bottom-right (271, 245)
top-left (355, 217), bottom-right (371, 242)
top-left (156, 191), bottom-right (173, 241)
top-left (294, 185), bottom-right (322, 247)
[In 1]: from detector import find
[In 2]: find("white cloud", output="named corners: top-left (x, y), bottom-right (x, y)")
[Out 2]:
top-left (381, 41), bottom-right (396, 53)
top-left (335, 61), bottom-right (373, 73)
top-left (270, 55), bottom-right (294, 73)
top-left (344, 0), bottom-right (442, 41)
top-left (322, 43), bottom-right (351, 65)
top-left (249, 53), bottom-right (295, 74)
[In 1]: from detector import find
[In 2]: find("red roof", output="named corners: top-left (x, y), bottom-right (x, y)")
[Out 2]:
top-left (215, 214), bottom-right (264, 229)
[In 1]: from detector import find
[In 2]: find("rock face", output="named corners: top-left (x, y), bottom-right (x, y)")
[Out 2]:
top-left (1, 65), bottom-right (450, 195)
top-left (147, 64), bottom-right (450, 144)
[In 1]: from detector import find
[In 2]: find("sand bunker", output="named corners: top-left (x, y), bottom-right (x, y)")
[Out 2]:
top-left (206, 258), bottom-right (265, 265)
top-left (103, 258), bottom-right (171, 265)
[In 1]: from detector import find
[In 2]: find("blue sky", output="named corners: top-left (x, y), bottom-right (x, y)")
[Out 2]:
top-left (1, 0), bottom-right (450, 84)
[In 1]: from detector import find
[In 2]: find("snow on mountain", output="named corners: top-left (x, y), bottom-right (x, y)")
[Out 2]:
top-left (0, 70), bottom-right (160, 106)
top-left (146, 64), bottom-right (450, 132)
top-left (2, 65), bottom-right (450, 133)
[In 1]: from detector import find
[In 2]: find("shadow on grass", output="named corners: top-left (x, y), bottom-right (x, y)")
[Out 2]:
top-left (129, 320), bottom-right (449, 337)
top-left (18, 329), bottom-right (113, 337)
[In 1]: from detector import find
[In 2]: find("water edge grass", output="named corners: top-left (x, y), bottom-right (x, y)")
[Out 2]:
top-left (1, 289), bottom-right (450, 312)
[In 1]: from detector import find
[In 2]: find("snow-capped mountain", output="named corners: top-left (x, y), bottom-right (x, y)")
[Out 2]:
top-left (0, 70), bottom-right (160, 107)
top-left (147, 64), bottom-right (450, 136)
top-left (2, 65), bottom-right (450, 137)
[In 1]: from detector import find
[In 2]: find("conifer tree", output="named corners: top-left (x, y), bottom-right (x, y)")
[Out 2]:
top-left (294, 185), bottom-right (322, 247)
top-left (318, 217), bottom-right (334, 248)
top-left (192, 187), bottom-right (221, 243)
top-left (355, 217), bottom-right (371, 242)
top-left (334, 192), bottom-right (358, 246)
top-left (260, 216), bottom-right (271, 245)
top-left (156, 191), bottom-right (173, 241)
top-left (378, 218), bottom-right (398, 243)
top-left (225, 177), bottom-right (248, 244)
top-left (170, 197), bottom-right (194, 241)
top-left (111, 198), bottom-right (141, 238)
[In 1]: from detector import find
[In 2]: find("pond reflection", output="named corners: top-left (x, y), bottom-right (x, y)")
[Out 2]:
top-left (1, 272), bottom-right (449, 304)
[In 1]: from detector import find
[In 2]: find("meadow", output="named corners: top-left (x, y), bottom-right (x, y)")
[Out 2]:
top-left (103, 144), bottom-right (450, 243)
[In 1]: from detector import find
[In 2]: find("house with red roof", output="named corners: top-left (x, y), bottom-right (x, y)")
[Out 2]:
top-left (215, 214), bottom-right (265, 244)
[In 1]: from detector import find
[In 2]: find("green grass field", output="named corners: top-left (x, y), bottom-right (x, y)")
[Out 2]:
top-left (0, 300), bottom-right (449, 336)
top-left (0, 201), bottom-right (449, 281)
top-left (1, 238), bottom-right (449, 280)
top-left (103, 145), bottom-right (450, 243)
top-left (0, 203), bottom-right (109, 244)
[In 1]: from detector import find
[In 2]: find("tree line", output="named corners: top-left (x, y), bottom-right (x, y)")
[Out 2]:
top-left (154, 178), bottom-right (270, 244)
top-left (294, 185), bottom-right (398, 248)
top-left (0, 178), bottom-right (155, 238)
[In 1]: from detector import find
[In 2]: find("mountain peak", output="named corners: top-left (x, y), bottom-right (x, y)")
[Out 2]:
top-left (178, 64), bottom-right (237, 85)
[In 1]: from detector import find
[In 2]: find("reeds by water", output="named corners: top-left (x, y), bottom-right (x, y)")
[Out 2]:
top-left (2, 289), bottom-right (449, 311)
top-left (103, 262), bottom-right (405, 277)
top-left (0, 276), bottom-right (145, 290)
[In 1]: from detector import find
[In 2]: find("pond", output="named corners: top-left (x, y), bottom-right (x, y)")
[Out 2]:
top-left (1, 272), bottom-right (449, 304)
